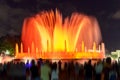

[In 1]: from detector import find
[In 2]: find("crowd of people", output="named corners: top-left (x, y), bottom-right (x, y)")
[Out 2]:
top-left (0, 57), bottom-right (120, 80)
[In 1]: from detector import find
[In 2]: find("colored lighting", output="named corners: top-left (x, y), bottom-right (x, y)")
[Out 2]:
top-left (15, 10), bottom-right (105, 59)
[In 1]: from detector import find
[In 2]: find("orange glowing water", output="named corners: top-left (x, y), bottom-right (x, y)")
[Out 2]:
top-left (15, 10), bottom-right (104, 59)
top-left (22, 10), bottom-right (102, 52)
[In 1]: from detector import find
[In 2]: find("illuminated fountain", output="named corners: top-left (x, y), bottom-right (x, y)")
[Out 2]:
top-left (15, 10), bottom-right (105, 59)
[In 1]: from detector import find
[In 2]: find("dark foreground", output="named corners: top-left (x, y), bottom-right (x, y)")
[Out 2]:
top-left (0, 58), bottom-right (120, 80)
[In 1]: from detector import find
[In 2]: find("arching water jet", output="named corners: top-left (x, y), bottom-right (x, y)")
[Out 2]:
top-left (15, 10), bottom-right (104, 59)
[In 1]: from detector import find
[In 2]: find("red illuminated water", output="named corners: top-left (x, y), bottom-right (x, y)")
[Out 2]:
top-left (15, 10), bottom-right (104, 59)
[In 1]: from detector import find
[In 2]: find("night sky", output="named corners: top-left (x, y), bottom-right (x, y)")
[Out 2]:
top-left (0, 0), bottom-right (120, 51)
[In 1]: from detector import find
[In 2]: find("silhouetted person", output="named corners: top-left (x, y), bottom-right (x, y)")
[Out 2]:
top-left (84, 59), bottom-right (93, 80)
top-left (102, 57), bottom-right (112, 80)
top-left (69, 61), bottom-right (75, 80)
top-left (74, 62), bottom-right (80, 80)
top-left (26, 68), bottom-right (31, 80)
top-left (41, 60), bottom-right (51, 80)
top-left (95, 60), bottom-right (103, 80)
top-left (109, 64), bottom-right (118, 80)
top-left (30, 59), bottom-right (39, 80)
top-left (51, 62), bottom-right (59, 80)
top-left (59, 62), bottom-right (67, 80)
top-left (58, 60), bottom-right (62, 72)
